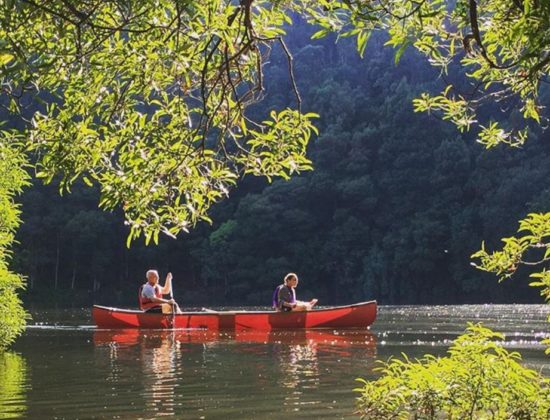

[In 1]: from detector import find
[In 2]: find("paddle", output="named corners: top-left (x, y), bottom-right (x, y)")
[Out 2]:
top-left (168, 272), bottom-right (176, 328)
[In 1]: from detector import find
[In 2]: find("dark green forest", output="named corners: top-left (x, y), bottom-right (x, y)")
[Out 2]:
top-left (12, 20), bottom-right (548, 307)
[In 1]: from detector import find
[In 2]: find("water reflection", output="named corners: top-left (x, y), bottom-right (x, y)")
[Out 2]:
top-left (275, 340), bottom-right (319, 389)
top-left (95, 331), bottom-right (180, 417)
top-left (94, 328), bottom-right (376, 414)
top-left (142, 334), bottom-right (178, 417)
top-left (0, 352), bottom-right (27, 419)
top-left (93, 328), bottom-right (377, 351)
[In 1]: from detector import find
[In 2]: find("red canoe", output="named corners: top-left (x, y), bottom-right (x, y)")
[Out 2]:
top-left (92, 300), bottom-right (377, 330)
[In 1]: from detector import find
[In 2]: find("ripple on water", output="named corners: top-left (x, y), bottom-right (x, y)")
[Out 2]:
top-left (6, 305), bottom-right (550, 419)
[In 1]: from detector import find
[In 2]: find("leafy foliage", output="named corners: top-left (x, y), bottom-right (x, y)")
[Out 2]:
top-left (355, 324), bottom-right (550, 419)
top-left (0, 132), bottom-right (29, 349)
top-left (472, 212), bottom-right (550, 353)
top-left (1, 1), bottom-right (317, 243)
top-left (303, 0), bottom-right (550, 147)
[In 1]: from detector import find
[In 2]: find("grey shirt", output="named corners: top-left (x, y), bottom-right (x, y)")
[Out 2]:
top-left (277, 285), bottom-right (295, 311)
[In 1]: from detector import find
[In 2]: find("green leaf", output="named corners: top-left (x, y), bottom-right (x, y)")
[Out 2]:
top-left (394, 40), bottom-right (411, 65)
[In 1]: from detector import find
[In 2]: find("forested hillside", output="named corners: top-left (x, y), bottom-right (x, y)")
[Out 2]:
top-left (13, 20), bottom-right (548, 306)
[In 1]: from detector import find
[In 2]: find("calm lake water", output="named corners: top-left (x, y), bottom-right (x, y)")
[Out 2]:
top-left (1, 305), bottom-right (548, 419)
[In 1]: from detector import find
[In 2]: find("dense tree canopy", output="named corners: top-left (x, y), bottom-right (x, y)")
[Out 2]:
top-left (1, 0), bottom-right (549, 353)
top-left (1, 0), bottom-right (549, 241)
top-left (305, 0), bottom-right (550, 147)
top-left (11, 23), bottom-right (549, 308)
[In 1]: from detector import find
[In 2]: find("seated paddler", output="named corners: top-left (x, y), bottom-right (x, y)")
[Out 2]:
top-left (139, 269), bottom-right (182, 314)
top-left (273, 272), bottom-right (318, 312)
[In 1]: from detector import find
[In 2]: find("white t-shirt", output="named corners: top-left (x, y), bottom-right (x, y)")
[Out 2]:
top-left (142, 283), bottom-right (161, 299)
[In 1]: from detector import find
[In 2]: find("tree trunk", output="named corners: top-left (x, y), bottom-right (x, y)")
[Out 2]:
top-left (54, 233), bottom-right (60, 289)
top-left (71, 263), bottom-right (76, 289)
top-left (224, 273), bottom-right (228, 300)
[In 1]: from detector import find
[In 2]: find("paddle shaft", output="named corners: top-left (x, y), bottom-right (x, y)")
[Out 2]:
top-left (169, 275), bottom-right (175, 326)
top-left (168, 273), bottom-right (174, 302)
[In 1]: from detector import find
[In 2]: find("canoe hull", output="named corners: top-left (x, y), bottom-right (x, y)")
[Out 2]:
top-left (92, 301), bottom-right (377, 330)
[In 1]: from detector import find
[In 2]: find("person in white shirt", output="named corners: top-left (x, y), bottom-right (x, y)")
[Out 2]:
top-left (140, 269), bottom-right (182, 313)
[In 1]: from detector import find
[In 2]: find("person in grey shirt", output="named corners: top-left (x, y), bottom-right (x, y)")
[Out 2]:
top-left (276, 272), bottom-right (318, 312)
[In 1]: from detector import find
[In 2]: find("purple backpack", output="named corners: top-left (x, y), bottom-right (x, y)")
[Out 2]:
top-left (272, 284), bottom-right (283, 308)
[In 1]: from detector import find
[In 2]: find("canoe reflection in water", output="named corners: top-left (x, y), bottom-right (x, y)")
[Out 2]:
top-left (94, 329), bottom-right (376, 413)
top-left (94, 328), bottom-right (377, 354)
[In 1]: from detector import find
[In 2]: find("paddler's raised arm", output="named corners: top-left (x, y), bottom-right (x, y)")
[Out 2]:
top-left (161, 272), bottom-right (173, 295)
